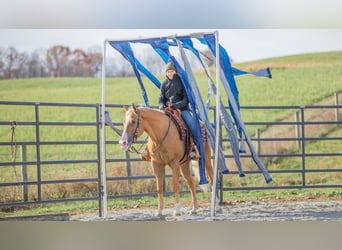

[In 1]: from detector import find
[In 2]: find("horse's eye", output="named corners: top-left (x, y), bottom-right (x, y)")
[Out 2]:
top-left (132, 120), bottom-right (136, 125)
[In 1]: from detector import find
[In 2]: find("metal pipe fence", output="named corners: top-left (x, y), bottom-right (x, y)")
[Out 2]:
top-left (0, 101), bottom-right (341, 216)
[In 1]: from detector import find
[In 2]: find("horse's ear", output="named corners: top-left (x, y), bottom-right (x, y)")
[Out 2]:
top-left (132, 103), bottom-right (137, 113)
top-left (123, 105), bottom-right (129, 111)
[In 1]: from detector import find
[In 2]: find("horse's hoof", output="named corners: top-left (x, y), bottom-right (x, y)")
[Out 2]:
top-left (155, 210), bottom-right (163, 217)
top-left (215, 207), bottom-right (223, 214)
top-left (173, 211), bottom-right (182, 216)
top-left (189, 209), bottom-right (197, 215)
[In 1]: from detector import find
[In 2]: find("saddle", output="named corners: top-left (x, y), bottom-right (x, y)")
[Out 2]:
top-left (165, 107), bottom-right (207, 161)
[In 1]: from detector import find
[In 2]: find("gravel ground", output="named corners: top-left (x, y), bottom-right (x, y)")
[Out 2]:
top-left (72, 201), bottom-right (342, 221)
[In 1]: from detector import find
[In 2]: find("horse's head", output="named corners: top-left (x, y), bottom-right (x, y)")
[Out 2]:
top-left (119, 104), bottom-right (141, 151)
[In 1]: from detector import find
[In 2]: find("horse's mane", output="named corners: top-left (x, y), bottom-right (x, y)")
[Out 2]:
top-left (134, 105), bottom-right (165, 114)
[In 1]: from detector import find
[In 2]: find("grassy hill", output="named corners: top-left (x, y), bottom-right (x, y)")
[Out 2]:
top-left (1, 51), bottom-right (341, 111)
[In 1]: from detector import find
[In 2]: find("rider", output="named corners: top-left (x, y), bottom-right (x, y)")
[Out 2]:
top-left (158, 60), bottom-right (203, 161)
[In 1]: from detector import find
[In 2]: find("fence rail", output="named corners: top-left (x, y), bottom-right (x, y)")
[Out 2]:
top-left (0, 100), bottom-right (342, 216)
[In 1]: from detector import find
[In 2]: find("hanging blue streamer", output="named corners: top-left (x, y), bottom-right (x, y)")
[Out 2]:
top-left (198, 36), bottom-right (244, 145)
top-left (232, 67), bottom-right (272, 78)
top-left (199, 35), bottom-right (272, 183)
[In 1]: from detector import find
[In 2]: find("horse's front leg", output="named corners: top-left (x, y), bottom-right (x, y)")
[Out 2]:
top-left (151, 162), bottom-right (164, 216)
top-left (171, 163), bottom-right (181, 216)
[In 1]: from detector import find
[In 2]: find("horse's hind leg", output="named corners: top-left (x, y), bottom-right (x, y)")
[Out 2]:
top-left (151, 162), bottom-right (165, 216)
top-left (180, 162), bottom-right (198, 215)
top-left (204, 141), bottom-right (214, 186)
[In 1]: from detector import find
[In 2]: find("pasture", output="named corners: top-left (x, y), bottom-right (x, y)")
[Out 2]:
top-left (0, 51), bottom-right (342, 217)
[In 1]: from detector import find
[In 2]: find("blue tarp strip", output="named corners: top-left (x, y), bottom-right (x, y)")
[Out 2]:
top-left (179, 37), bottom-right (230, 174)
top-left (200, 35), bottom-right (272, 183)
top-left (232, 67), bottom-right (272, 78)
top-left (181, 36), bottom-right (244, 176)
top-left (177, 37), bottom-right (229, 177)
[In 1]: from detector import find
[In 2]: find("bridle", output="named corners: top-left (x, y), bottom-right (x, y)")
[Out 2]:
top-left (127, 108), bottom-right (171, 154)
top-left (127, 108), bottom-right (144, 154)
top-left (131, 109), bottom-right (141, 143)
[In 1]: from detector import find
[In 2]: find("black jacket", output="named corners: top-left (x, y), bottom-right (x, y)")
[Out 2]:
top-left (158, 74), bottom-right (189, 111)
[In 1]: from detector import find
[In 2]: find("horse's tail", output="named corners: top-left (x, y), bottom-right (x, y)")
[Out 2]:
top-left (190, 160), bottom-right (211, 193)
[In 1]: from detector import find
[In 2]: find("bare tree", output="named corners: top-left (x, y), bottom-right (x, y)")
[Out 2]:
top-left (0, 47), bottom-right (5, 79)
top-left (46, 45), bottom-right (71, 77)
top-left (28, 48), bottom-right (49, 78)
top-left (0, 47), bottom-right (28, 79)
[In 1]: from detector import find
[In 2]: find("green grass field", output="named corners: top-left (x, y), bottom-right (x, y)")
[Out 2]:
top-left (0, 51), bottom-right (342, 216)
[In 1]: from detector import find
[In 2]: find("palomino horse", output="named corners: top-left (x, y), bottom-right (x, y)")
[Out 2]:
top-left (119, 104), bottom-right (214, 216)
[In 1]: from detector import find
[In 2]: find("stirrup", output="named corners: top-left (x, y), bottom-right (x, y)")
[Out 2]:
top-left (189, 146), bottom-right (200, 160)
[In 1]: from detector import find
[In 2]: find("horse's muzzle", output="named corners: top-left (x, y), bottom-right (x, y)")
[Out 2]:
top-left (119, 132), bottom-right (131, 150)
top-left (119, 139), bottom-right (128, 150)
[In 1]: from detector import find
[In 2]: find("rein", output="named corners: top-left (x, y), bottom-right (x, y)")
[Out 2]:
top-left (151, 113), bottom-right (171, 153)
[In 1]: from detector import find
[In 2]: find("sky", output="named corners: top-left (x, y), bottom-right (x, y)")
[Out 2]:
top-left (1, 29), bottom-right (342, 63)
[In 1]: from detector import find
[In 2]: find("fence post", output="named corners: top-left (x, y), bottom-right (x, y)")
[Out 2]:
top-left (124, 151), bottom-right (132, 187)
top-left (295, 111), bottom-right (301, 149)
top-left (125, 151), bottom-right (131, 177)
top-left (20, 145), bottom-right (28, 201)
top-left (34, 103), bottom-right (42, 201)
top-left (335, 92), bottom-right (340, 127)
top-left (300, 106), bottom-right (306, 187)
top-left (255, 128), bottom-right (260, 155)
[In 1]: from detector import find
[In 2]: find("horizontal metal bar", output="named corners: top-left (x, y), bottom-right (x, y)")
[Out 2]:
top-left (0, 178), bottom-right (99, 187)
top-left (0, 140), bottom-right (98, 146)
top-left (0, 121), bottom-right (98, 126)
top-left (222, 184), bottom-right (342, 192)
top-left (240, 105), bottom-right (342, 109)
top-left (0, 159), bottom-right (99, 167)
top-left (0, 196), bottom-right (100, 207)
top-left (0, 100), bottom-right (99, 107)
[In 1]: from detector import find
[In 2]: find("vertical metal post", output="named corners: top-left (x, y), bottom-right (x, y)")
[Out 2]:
top-left (300, 106), bottom-right (306, 187)
top-left (95, 104), bottom-right (102, 217)
top-left (218, 108), bottom-right (223, 204)
top-left (125, 151), bottom-right (131, 177)
top-left (295, 111), bottom-right (301, 149)
top-left (211, 30), bottom-right (220, 217)
top-left (125, 150), bottom-right (133, 187)
top-left (255, 128), bottom-right (260, 155)
top-left (20, 145), bottom-right (28, 201)
top-left (335, 92), bottom-right (340, 127)
top-left (34, 103), bottom-right (42, 201)
top-left (101, 40), bottom-right (108, 218)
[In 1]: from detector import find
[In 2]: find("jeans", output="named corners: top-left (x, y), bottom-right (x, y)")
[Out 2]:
top-left (181, 110), bottom-right (201, 148)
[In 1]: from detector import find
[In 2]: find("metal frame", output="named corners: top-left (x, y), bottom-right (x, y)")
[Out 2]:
top-left (101, 31), bottom-right (221, 218)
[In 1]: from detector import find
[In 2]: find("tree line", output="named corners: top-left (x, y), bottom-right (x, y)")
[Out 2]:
top-left (0, 45), bottom-right (213, 80)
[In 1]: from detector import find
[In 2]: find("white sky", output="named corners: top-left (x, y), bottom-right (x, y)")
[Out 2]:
top-left (1, 29), bottom-right (342, 63)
